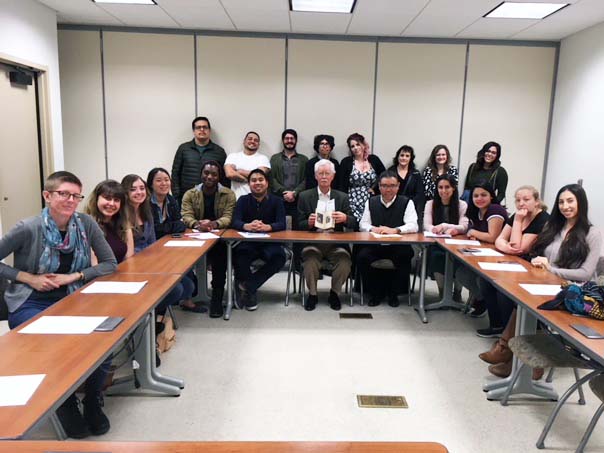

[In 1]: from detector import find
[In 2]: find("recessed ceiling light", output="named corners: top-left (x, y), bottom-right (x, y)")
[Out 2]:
top-left (290, 0), bottom-right (356, 14)
top-left (484, 2), bottom-right (569, 19)
top-left (92, 0), bottom-right (156, 5)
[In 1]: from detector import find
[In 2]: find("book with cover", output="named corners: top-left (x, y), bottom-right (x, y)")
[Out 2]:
top-left (315, 199), bottom-right (336, 230)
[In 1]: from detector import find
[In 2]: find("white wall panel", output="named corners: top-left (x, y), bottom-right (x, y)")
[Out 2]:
top-left (374, 42), bottom-right (466, 169)
top-left (196, 36), bottom-right (285, 158)
top-left (460, 45), bottom-right (555, 205)
top-left (286, 39), bottom-right (375, 163)
top-left (546, 22), bottom-right (604, 228)
top-left (58, 30), bottom-right (105, 198)
top-left (104, 32), bottom-right (195, 181)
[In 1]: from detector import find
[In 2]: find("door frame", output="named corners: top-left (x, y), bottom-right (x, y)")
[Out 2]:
top-left (0, 52), bottom-right (55, 179)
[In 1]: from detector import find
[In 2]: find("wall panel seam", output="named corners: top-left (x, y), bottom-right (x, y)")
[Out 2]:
top-left (541, 44), bottom-right (560, 196)
top-left (457, 42), bottom-right (470, 168)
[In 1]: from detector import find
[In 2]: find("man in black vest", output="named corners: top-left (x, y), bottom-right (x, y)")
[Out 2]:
top-left (358, 170), bottom-right (418, 307)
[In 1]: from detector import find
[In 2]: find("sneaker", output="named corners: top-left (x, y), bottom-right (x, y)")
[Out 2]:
top-left (234, 282), bottom-right (247, 310)
top-left (476, 326), bottom-right (504, 338)
top-left (305, 294), bottom-right (318, 311)
top-left (328, 291), bottom-right (341, 311)
top-left (56, 394), bottom-right (90, 439)
top-left (83, 392), bottom-right (110, 436)
top-left (245, 291), bottom-right (258, 311)
top-left (469, 300), bottom-right (487, 318)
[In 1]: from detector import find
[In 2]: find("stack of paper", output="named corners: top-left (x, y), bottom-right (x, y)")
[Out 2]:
top-left (0, 374), bottom-right (45, 406)
top-left (445, 239), bottom-right (481, 246)
top-left (370, 232), bottom-right (401, 238)
top-left (82, 281), bottom-right (147, 294)
top-left (238, 232), bottom-right (270, 238)
top-left (519, 284), bottom-right (561, 295)
top-left (19, 316), bottom-right (108, 334)
top-left (478, 262), bottom-right (527, 272)
top-left (423, 231), bottom-right (452, 238)
top-left (186, 232), bottom-right (219, 239)
top-left (164, 240), bottom-right (206, 247)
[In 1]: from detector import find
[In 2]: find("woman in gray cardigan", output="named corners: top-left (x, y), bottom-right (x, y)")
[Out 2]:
top-left (0, 171), bottom-right (117, 439)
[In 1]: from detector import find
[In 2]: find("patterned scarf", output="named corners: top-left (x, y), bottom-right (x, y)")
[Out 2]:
top-left (38, 208), bottom-right (90, 294)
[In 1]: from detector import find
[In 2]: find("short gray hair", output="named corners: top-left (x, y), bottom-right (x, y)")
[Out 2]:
top-left (314, 159), bottom-right (336, 174)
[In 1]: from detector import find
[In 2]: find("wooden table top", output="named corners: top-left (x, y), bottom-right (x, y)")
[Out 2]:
top-left (117, 233), bottom-right (219, 275)
top-left (0, 441), bottom-right (449, 452)
top-left (221, 229), bottom-right (434, 245)
top-left (0, 273), bottom-right (181, 440)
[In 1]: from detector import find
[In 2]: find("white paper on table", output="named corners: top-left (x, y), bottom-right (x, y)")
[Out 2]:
top-left (81, 281), bottom-right (148, 294)
top-left (445, 239), bottom-right (481, 245)
top-left (164, 240), bottom-right (206, 247)
top-left (0, 374), bottom-right (45, 406)
top-left (19, 316), bottom-right (108, 334)
top-left (185, 232), bottom-right (219, 239)
top-left (238, 232), bottom-right (270, 238)
top-left (478, 262), bottom-right (527, 272)
top-left (423, 231), bottom-right (452, 238)
top-left (519, 284), bottom-right (561, 296)
top-left (461, 248), bottom-right (503, 257)
top-left (370, 232), bottom-right (401, 238)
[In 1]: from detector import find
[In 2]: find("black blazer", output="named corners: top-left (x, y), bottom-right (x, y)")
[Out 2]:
top-left (297, 188), bottom-right (358, 232)
top-left (337, 154), bottom-right (386, 194)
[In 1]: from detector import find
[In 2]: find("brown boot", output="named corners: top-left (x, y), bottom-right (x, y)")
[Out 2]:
top-left (488, 360), bottom-right (512, 378)
top-left (479, 338), bottom-right (512, 364)
top-left (532, 367), bottom-right (544, 381)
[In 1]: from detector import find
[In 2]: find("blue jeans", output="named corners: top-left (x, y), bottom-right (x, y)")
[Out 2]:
top-left (156, 282), bottom-right (184, 315)
top-left (9, 297), bottom-right (112, 396)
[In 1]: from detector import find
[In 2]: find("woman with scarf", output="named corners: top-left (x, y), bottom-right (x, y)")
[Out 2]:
top-left (0, 171), bottom-right (117, 439)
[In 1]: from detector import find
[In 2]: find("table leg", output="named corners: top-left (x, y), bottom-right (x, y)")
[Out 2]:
top-left (106, 313), bottom-right (182, 396)
top-left (224, 241), bottom-right (233, 321)
top-left (483, 306), bottom-right (558, 401)
top-left (423, 250), bottom-right (466, 312)
top-left (193, 255), bottom-right (211, 304)
top-left (415, 245), bottom-right (428, 323)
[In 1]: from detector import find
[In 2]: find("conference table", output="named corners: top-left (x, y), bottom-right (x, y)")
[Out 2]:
top-left (433, 237), bottom-right (604, 402)
top-left (0, 234), bottom-right (218, 440)
top-left (220, 229), bottom-right (435, 322)
top-left (0, 440), bottom-right (449, 453)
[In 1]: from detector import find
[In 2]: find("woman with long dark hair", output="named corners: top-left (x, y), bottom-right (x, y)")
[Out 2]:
top-left (146, 167), bottom-right (186, 239)
top-left (463, 141), bottom-right (508, 204)
top-left (338, 132), bottom-right (385, 222)
top-left (482, 183), bottom-right (601, 379)
top-left (85, 180), bottom-right (134, 264)
top-left (388, 145), bottom-right (425, 217)
top-left (422, 144), bottom-right (459, 200)
top-left (423, 174), bottom-right (468, 296)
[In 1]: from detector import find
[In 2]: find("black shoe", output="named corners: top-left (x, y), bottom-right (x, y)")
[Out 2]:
top-left (234, 282), bottom-right (247, 310)
top-left (328, 291), bottom-right (341, 311)
top-left (476, 326), bottom-right (504, 338)
top-left (156, 349), bottom-right (161, 368)
top-left (470, 302), bottom-right (488, 318)
top-left (209, 288), bottom-right (224, 318)
top-left (305, 294), bottom-right (318, 311)
top-left (155, 321), bottom-right (165, 335)
top-left (180, 302), bottom-right (207, 313)
top-left (56, 394), bottom-right (90, 439)
top-left (368, 297), bottom-right (381, 307)
top-left (83, 392), bottom-right (110, 436)
top-left (245, 291), bottom-right (258, 311)
top-left (388, 292), bottom-right (400, 307)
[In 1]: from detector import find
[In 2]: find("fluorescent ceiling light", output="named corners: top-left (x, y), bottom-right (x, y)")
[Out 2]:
top-left (290, 0), bottom-right (356, 14)
top-left (485, 2), bottom-right (569, 19)
top-left (93, 0), bottom-right (156, 5)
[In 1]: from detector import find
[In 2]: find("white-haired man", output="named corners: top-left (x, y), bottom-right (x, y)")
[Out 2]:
top-left (297, 159), bottom-right (357, 311)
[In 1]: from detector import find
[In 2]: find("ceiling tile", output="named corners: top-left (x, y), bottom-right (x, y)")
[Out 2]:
top-left (402, 0), bottom-right (502, 38)
top-left (221, 0), bottom-right (289, 11)
top-left (456, 18), bottom-right (539, 39)
top-left (290, 11), bottom-right (352, 34)
top-left (155, 0), bottom-right (234, 30)
top-left (39, 0), bottom-right (125, 25)
top-left (228, 10), bottom-right (291, 33)
top-left (96, 3), bottom-right (180, 28)
top-left (347, 0), bottom-right (429, 36)
top-left (512, 0), bottom-right (604, 40)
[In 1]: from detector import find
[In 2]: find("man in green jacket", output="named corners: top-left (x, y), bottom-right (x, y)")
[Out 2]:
top-left (269, 128), bottom-right (308, 227)
top-left (171, 116), bottom-right (227, 202)
top-left (181, 161), bottom-right (236, 318)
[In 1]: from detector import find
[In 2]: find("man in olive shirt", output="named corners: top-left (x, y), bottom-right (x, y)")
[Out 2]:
top-left (171, 116), bottom-right (227, 202)
top-left (269, 129), bottom-right (308, 226)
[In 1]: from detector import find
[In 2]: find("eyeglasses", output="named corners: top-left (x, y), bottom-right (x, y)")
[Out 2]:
top-left (379, 184), bottom-right (399, 189)
top-left (194, 125), bottom-right (210, 131)
top-left (49, 191), bottom-right (85, 202)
